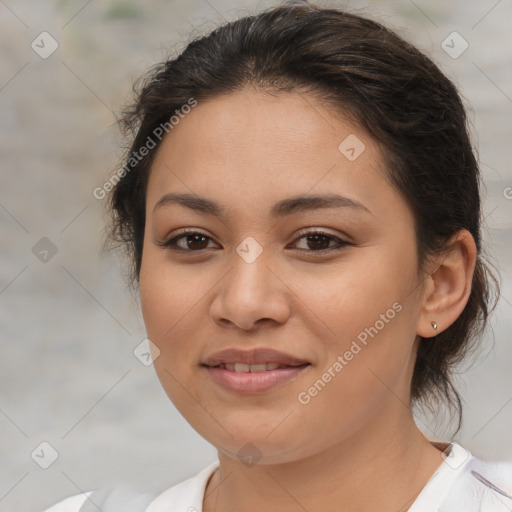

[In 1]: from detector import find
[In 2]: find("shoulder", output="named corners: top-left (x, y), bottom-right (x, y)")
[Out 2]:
top-left (147, 461), bottom-right (220, 512)
top-left (442, 452), bottom-right (512, 511)
top-left (41, 492), bottom-right (91, 512)
top-left (42, 483), bottom-right (157, 512)
top-left (42, 461), bottom-right (220, 512)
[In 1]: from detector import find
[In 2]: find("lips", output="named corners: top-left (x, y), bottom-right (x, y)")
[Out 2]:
top-left (202, 348), bottom-right (310, 393)
top-left (222, 362), bottom-right (285, 372)
top-left (202, 348), bottom-right (309, 369)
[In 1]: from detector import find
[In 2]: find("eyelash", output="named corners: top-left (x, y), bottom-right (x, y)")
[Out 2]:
top-left (158, 228), bottom-right (351, 255)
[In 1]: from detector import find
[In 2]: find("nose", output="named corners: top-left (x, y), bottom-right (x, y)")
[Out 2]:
top-left (209, 245), bottom-right (291, 332)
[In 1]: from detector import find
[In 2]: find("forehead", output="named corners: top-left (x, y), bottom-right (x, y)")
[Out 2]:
top-left (145, 89), bottom-right (401, 221)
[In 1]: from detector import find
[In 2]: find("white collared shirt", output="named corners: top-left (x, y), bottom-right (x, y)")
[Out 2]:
top-left (42, 442), bottom-right (512, 511)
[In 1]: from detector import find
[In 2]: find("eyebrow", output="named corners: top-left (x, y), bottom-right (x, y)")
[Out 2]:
top-left (152, 192), bottom-right (372, 218)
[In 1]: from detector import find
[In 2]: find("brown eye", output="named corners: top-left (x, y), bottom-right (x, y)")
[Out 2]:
top-left (160, 231), bottom-right (217, 251)
top-left (182, 233), bottom-right (210, 250)
top-left (291, 231), bottom-right (350, 253)
top-left (159, 229), bottom-right (350, 254)
top-left (304, 233), bottom-right (332, 251)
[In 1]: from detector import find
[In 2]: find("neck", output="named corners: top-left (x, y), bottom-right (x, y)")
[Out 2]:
top-left (203, 407), bottom-right (445, 512)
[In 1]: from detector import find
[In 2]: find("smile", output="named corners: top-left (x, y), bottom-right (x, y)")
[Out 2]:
top-left (203, 363), bottom-right (310, 393)
top-left (215, 362), bottom-right (303, 372)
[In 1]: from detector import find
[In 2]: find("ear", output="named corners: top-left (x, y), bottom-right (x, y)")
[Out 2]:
top-left (416, 229), bottom-right (477, 338)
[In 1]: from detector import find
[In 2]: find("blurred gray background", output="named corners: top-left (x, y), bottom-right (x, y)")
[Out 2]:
top-left (1, 0), bottom-right (511, 510)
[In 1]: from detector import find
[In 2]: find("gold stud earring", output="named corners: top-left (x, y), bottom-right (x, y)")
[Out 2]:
top-left (431, 321), bottom-right (438, 331)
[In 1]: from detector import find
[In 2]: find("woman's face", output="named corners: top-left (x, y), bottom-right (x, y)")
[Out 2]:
top-left (139, 89), bottom-right (427, 464)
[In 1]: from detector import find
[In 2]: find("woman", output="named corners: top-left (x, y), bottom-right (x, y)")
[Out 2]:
top-left (44, 1), bottom-right (512, 510)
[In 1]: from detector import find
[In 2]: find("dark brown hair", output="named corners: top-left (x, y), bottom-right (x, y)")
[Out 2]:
top-left (105, 1), bottom-right (499, 431)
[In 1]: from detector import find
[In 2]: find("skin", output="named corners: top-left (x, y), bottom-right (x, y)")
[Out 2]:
top-left (139, 88), bottom-right (477, 512)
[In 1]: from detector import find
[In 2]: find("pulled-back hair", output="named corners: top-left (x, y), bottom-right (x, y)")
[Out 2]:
top-left (105, 1), bottom-right (499, 431)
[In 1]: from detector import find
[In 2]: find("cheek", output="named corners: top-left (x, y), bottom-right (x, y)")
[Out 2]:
top-left (297, 246), bottom-right (415, 343)
top-left (140, 242), bottom-right (194, 331)
top-left (139, 256), bottom-right (206, 417)
top-left (299, 247), bottom-right (419, 403)
top-left (295, 307), bottom-right (416, 447)
top-left (139, 248), bottom-right (193, 360)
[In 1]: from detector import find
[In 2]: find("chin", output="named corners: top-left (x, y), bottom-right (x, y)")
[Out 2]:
top-left (215, 439), bottom-right (307, 467)
top-left (194, 418), bottom-right (310, 464)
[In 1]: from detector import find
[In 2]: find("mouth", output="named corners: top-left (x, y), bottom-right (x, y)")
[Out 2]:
top-left (201, 348), bottom-right (311, 393)
top-left (206, 362), bottom-right (309, 372)
top-left (202, 347), bottom-right (310, 368)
